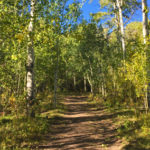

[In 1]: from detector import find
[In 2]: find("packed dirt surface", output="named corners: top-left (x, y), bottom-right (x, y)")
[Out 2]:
top-left (39, 96), bottom-right (125, 150)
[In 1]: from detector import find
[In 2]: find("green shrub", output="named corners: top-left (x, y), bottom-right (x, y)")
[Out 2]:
top-left (0, 116), bottom-right (49, 149)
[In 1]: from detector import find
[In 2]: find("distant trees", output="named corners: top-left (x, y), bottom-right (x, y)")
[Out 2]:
top-left (0, 0), bottom-right (150, 117)
top-left (2, 0), bottom-right (150, 149)
top-left (0, 0), bottom-right (82, 115)
top-left (86, 0), bottom-right (150, 109)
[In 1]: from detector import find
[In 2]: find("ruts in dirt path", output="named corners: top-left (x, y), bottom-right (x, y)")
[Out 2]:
top-left (39, 96), bottom-right (124, 150)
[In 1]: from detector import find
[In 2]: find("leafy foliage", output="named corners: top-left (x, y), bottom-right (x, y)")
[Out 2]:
top-left (0, 0), bottom-right (150, 149)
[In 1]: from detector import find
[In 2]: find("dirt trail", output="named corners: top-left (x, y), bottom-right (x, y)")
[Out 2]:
top-left (39, 96), bottom-right (124, 150)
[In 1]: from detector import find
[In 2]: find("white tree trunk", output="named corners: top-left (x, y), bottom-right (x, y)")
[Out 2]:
top-left (142, 0), bottom-right (149, 112)
top-left (101, 82), bottom-right (103, 96)
top-left (73, 75), bottom-right (76, 91)
top-left (87, 76), bottom-right (93, 93)
top-left (113, 2), bottom-right (120, 42)
top-left (116, 0), bottom-right (126, 60)
top-left (142, 0), bottom-right (149, 44)
top-left (26, 0), bottom-right (36, 117)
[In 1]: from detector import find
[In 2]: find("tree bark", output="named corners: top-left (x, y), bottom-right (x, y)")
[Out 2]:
top-left (142, 0), bottom-right (149, 44)
top-left (53, 40), bottom-right (59, 108)
top-left (102, 82), bottom-right (105, 97)
top-left (116, 0), bottom-right (126, 60)
top-left (87, 76), bottom-right (93, 93)
top-left (26, 0), bottom-right (36, 117)
top-left (73, 75), bottom-right (76, 91)
top-left (142, 0), bottom-right (149, 112)
top-left (113, 2), bottom-right (120, 44)
top-left (84, 76), bottom-right (87, 92)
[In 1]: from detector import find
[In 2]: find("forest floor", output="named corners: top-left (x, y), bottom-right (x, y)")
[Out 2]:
top-left (38, 96), bottom-right (126, 150)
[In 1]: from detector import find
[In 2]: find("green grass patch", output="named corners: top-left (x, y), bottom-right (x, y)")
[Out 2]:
top-left (115, 110), bottom-right (150, 150)
top-left (0, 116), bottom-right (50, 150)
top-left (86, 94), bottom-right (150, 149)
top-left (0, 94), bottom-right (67, 150)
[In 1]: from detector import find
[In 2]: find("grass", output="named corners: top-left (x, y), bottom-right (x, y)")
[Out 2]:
top-left (108, 108), bottom-right (150, 150)
top-left (117, 112), bottom-right (150, 150)
top-left (0, 116), bottom-right (50, 150)
top-left (2, 93), bottom-right (150, 150)
top-left (87, 94), bottom-right (150, 150)
top-left (0, 93), bottom-right (67, 150)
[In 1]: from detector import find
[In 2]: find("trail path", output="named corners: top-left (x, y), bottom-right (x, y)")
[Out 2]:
top-left (39, 96), bottom-right (124, 150)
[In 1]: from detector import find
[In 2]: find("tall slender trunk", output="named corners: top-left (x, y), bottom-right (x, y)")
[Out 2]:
top-left (87, 76), bottom-right (93, 93)
top-left (65, 70), bottom-right (68, 90)
top-left (84, 76), bottom-right (87, 92)
top-left (73, 75), bottom-right (76, 91)
top-left (17, 63), bottom-right (21, 97)
top-left (102, 82), bottom-right (105, 97)
top-left (142, 0), bottom-right (149, 112)
top-left (26, 0), bottom-right (36, 117)
top-left (142, 0), bottom-right (149, 44)
top-left (113, 2), bottom-right (120, 41)
top-left (53, 41), bottom-right (59, 108)
top-left (116, 0), bottom-right (126, 60)
top-left (87, 56), bottom-right (94, 93)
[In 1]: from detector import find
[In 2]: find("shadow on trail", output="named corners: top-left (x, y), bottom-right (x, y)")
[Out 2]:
top-left (39, 96), bottom-right (123, 150)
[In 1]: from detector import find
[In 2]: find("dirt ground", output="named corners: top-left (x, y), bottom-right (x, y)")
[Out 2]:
top-left (38, 96), bottom-right (125, 150)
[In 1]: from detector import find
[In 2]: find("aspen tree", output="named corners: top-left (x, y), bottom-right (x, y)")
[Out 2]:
top-left (26, 0), bottom-right (36, 117)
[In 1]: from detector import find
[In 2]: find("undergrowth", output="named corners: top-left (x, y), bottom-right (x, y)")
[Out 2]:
top-left (0, 93), bottom-right (66, 150)
top-left (116, 112), bottom-right (150, 150)
top-left (88, 93), bottom-right (150, 150)
top-left (0, 116), bottom-right (49, 150)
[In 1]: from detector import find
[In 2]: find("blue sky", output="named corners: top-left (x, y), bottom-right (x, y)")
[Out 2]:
top-left (81, 0), bottom-right (100, 19)
top-left (81, 0), bottom-right (150, 22)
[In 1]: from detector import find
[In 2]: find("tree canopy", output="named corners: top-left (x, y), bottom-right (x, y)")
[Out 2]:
top-left (0, 0), bottom-right (150, 149)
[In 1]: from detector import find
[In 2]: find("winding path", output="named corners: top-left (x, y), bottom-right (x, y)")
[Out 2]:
top-left (39, 96), bottom-right (124, 150)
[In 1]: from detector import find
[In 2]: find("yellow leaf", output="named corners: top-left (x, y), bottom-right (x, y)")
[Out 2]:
top-left (11, 55), bottom-right (17, 61)
top-left (9, 95), bottom-right (16, 102)
top-left (15, 33), bottom-right (24, 42)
